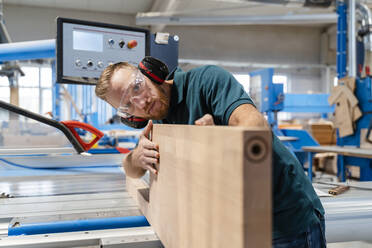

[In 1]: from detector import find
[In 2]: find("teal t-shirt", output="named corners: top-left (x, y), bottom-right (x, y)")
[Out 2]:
top-left (154, 65), bottom-right (324, 239)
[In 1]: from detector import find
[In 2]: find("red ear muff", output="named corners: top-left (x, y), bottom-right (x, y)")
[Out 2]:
top-left (138, 56), bottom-right (169, 85)
top-left (120, 116), bottom-right (149, 129)
top-left (139, 62), bottom-right (165, 84)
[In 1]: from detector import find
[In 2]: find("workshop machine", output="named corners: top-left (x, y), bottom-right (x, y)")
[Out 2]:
top-left (0, 17), bottom-right (178, 247)
top-left (55, 18), bottom-right (178, 127)
top-left (248, 68), bottom-right (332, 165)
top-left (324, 1), bottom-right (372, 181)
top-left (249, 1), bottom-right (372, 182)
top-left (54, 17), bottom-right (179, 151)
top-left (300, 2), bottom-right (372, 183)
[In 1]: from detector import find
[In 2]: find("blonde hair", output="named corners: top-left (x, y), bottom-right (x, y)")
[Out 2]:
top-left (95, 62), bottom-right (135, 100)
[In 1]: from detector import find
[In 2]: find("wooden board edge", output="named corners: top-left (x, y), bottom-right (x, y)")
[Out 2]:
top-left (126, 176), bottom-right (151, 220)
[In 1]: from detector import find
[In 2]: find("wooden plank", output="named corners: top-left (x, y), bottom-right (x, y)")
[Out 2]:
top-left (128, 124), bottom-right (272, 248)
top-left (10, 86), bottom-right (19, 106)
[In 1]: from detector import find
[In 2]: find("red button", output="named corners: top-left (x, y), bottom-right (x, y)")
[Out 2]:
top-left (127, 40), bottom-right (138, 49)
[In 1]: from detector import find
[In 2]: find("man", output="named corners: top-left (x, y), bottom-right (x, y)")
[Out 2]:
top-left (95, 58), bottom-right (326, 248)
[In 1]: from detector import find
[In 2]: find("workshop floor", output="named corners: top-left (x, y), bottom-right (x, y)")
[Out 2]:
top-left (314, 171), bottom-right (372, 247)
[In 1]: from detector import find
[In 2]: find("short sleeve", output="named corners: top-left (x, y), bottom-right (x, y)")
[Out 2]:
top-left (200, 66), bottom-right (255, 125)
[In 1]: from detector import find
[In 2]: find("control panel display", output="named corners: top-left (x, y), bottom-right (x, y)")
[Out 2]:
top-left (57, 17), bottom-right (149, 85)
top-left (73, 30), bottom-right (103, 52)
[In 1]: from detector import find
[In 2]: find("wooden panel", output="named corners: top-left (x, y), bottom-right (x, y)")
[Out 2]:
top-left (128, 124), bottom-right (272, 248)
top-left (310, 123), bottom-right (336, 145)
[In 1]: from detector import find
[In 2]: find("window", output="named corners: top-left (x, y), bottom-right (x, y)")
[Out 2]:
top-left (333, 76), bottom-right (338, 87)
top-left (41, 89), bottom-right (52, 114)
top-left (19, 67), bottom-right (39, 87)
top-left (0, 76), bottom-right (9, 86)
top-left (234, 74), bottom-right (288, 94)
top-left (17, 64), bottom-right (53, 115)
top-left (233, 73), bottom-right (291, 120)
top-left (19, 88), bottom-right (39, 113)
top-left (233, 74), bottom-right (250, 93)
top-left (41, 67), bottom-right (52, 87)
top-left (273, 75), bottom-right (290, 121)
top-left (273, 75), bottom-right (288, 93)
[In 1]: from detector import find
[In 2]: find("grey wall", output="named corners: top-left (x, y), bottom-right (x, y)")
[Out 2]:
top-left (163, 25), bottom-right (334, 93)
top-left (3, 4), bottom-right (136, 42)
top-left (165, 25), bottom-right (322, 65)
top-left (3, 4), bottom-right (336, 94)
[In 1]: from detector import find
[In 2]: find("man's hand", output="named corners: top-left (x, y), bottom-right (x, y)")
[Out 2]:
top-left (131, 120), bottom-right (159, 175)
top-left (195, 114), bottom-right (215, 126)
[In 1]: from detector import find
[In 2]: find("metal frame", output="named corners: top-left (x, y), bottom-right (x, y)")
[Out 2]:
top-left (0, 40), bottom-right (55, 62)
top-left (0, 226), bottom-right (162, 248)
top-left (348, 0), bottom-right (357, 77)
top-left (283, 94), bottom-right (334, 114)
top-left (313, 1), bottom-right (372, 182)
top-left (136, 13), bottom-right (338, 26)
top-left (8, 216), bottom-right (149, 236)
top-left (305, 146), bottom-right (372, 181)
top-left (337, 1), bottom-right (348, 78)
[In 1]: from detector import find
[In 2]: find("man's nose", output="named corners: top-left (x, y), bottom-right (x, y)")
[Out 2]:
top-left (131, 96), bottom-right (147, 109)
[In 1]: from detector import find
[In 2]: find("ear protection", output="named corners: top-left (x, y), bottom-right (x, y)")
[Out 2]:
top-left (138, 56), bottom-right (169, 84)
top-left (120, 116), bottom-right (148, 129)
top-left (119, 57), bottom-right (169, 129)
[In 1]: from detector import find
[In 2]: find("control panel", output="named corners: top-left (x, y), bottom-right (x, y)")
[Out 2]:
top-left (57, 17), bottom-right (149, 85)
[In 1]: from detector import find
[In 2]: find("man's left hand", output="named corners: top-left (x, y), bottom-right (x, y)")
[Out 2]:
top-left (195, 114), bottom-right (215, 126)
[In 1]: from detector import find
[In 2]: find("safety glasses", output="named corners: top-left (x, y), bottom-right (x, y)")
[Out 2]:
top-left (117, 69), bottom-right (149, 118)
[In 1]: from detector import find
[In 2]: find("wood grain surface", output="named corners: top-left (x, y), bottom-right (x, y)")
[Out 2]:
top-left (127, 124), bottom-right (272, 248)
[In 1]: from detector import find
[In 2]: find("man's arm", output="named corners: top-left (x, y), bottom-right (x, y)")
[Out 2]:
top-left (228, 104), bottom-right (269, 128)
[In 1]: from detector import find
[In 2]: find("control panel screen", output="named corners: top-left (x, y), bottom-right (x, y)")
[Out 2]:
top-left (73, 30), bottom-right (103, 52)
top-left (57, 17), bottom-right (150, 85)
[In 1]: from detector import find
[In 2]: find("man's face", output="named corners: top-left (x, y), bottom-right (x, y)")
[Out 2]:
top-left (105, 67), bottom-right (170, 120)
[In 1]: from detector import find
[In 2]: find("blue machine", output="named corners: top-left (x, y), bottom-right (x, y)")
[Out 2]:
top-left (246, 2), bottom-right (372, 181)
top-left (334, 76), bottom-right (372, 181)
top-left (338, 77), bottom-right (372, 147)
top-left (248, 68), bottom-right (284, 127)
top-left (248, 68), bottom-right (331, 165)
top-left (329, 1), bottom-right (372, 181)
